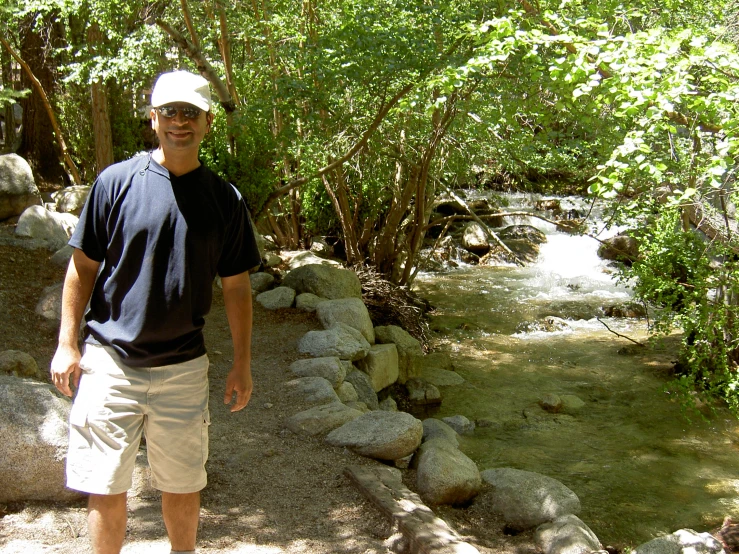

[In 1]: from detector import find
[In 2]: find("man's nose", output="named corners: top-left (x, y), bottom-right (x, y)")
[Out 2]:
top-left (171, 110), bottom-right (189, 123)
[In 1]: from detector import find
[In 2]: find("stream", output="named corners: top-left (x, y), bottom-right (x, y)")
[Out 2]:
top-left (412, 194), bottom-right (739, 547)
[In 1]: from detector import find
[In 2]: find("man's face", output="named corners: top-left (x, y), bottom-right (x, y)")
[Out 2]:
top-left (150, 102), bottom-right (212, 154)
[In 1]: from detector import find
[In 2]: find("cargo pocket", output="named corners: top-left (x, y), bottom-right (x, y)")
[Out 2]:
top-left (201, 409), bottom-right (211, 465)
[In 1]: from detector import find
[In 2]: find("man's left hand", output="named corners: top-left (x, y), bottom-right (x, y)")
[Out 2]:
top-left (224, 365), bottom-right (253, 412)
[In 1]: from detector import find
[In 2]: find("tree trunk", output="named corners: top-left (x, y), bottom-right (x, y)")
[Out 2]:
top-left (87, 22), bottom-right (114, 175)
top-left (17, 13), bottom-right (67, 185)
top-left (1, 48), bottom-right (17, 152)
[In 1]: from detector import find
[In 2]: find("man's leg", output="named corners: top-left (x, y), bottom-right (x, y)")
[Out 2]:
top-left (88, 492), bottom-right (127, 554)
top-left (162, 491), bottom-right (200, 552)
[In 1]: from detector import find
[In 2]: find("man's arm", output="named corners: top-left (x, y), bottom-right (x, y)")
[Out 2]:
top-left (50, 248), bottom-right (101, 396)
top-left (221, 271), bottom-right (254, 412)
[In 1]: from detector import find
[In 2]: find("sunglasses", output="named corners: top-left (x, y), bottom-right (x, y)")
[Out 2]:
top-left (155, 105), bottom-right (204, 119)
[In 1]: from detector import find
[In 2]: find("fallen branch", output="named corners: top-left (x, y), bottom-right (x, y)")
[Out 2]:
top-left (596, 317), bottom-right (646, 347)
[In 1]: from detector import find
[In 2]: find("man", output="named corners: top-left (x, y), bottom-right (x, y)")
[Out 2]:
top-left (50, 70), bottom-right (261, 554)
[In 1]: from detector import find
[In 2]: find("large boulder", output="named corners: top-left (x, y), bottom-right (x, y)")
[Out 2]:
top-left (289, 357), bottom-right (346, 388)
top-left (285, 250), bottom-right (340, 269)
top-left (284, 376), bottom-right (341, 407)
top-left (422, 418), bottom-right (459, 447)
top-left (598, 233), bottom-right (639, 265)
top-left (416, 439), bottom-right (481, 505)
top-left (255, 286), bottom-right (295, 309)
top-left (298, 323), bottom-right (371, 361)
top-left (344, 368), bottom-right (379, 410)
top-left (283, 263), bottom-right (362, 299)
top-left (249, 272), bottom-right (275, 293)
top-left (316, 298), bottom-right (375, 344)
top-left (374, 325), bottom-right (423, 384)
top-left (536, 514), bottom-right (602, 554)
top-left (326, 410), bottom-right (423, 461)
top-left (286, 402), bottom-right (364, 436)
top-left (15, 205), bottom-right (78, 250)
top-left (634, 529), bottom-right (724, 554)
top-left (462, 222), bottom-right (490, 255)
top-left (52, 185), bottom-right (90, 215)
top-left (357, 343), bottom-right (399, 392)
top-left (0, 375), bottom-right (81, 502)
top-left (480, 468), bottom-right (581, 531)
top-left (0, 154), bottom-right (41, 221)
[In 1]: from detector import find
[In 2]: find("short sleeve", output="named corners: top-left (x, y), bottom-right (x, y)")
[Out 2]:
top-left (217, 186), bottom-right (262, 277)
top-left (68, 179), bottom-right (111, 262)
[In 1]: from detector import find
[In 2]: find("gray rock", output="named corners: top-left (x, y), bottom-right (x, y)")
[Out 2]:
top-left (286, 402), bottom-right (363, 436)
top-left (379, 396), bottom-right (398, 411)
top-left (416, 440), bottom-right (481, 505)
top-left (462, 222), bottom-right (490, 254)
top-left (344, 369), bottom-right (379, 410)
top-left (283, 263), bottom-right (362, 299)
top-left (15, 205), bottom-right (78, 250)
top-left (35, 282), bottom-right (63, 322)
top-left (0, 154), bottom-right (41, 221)
top-left (295, 292), bottom-right (326, 312)
top-left (598, 233), bottom-right (639, 264)
top-left (52, 185), bottom-right (90, 215)
top-left (345, 401), bottom-right (371, 413)
top-left (374, 325), bottom-right (423, 384)
top-left (539, 393), bottom-right (563, 413)
top-left (298, 323), bottom-right (371, 361)
top-left (442, 415), bottom-right (475, 435)
top-left (560, 395), bottom-right (586, 413)
top-left (250, 272), bottom-right (275, 293)
top-left (256, 286), bottom-right (295, 309)
top-left (326, 410), bottom-right (423, 460)
top-left (0, 350), bottom-right (41, 379)
top-left (423, 418), bottom-right (459, 447)
top-left (289, 357), bottom-right (346, 387)
top-left (50, 245), bottom-right (75, 267)
top-left (285, 376), bottom-right (341, 407)
top-left (423, 366), bottom-right (466, 387)
top-left (634, 529), bottom-right (724, 554)
top-left (406, 378), bottom-right (442, 406)
top-left (310, 236), bottom-right (333, 256)
top-left (263, 252), bottom-right (283, 268)
top-left (286, 250), bottom-right (340, 269)
top-left (536, 514), bottom-right (602, 554)
top-left (358, 343), bottom-right (399, 391)
top-left (0, 375), bottom-right (81, 502)
top-left (480, 468), bottom-right (581, 531)
top-left (336, 381), bottom-right (359, 403)
top-left (317, 298), bottom-right (375, 344)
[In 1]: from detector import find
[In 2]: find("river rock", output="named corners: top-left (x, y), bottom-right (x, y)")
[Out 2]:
top-left (0, 374), bottom-right (81, 502)
top-left (336, 381), bottom-right (359, 402)
top-left (344, 369), bottom-right (379, 410)
top-left (406, 378), bottom-right (442, 406)
top-left (535, 199), bottom-right (562, 213)
top-left (423, 366), bottom-right (466, 387)
top-left (326, 410), bottom-right (423, 461)
top-left (289, 357), bottom-right (346, 387)
top-left (295, 292), bottom-right (326, 312)
top-left (423, 418), bottom-right (459, 447)
top-left (539, 393), bottom-right (563, 413)
top-left (536, 514), bottom-right (602, 554)
top-left (35, 282), bottom-right (63, 322)
top-left (286, 250), bottom-right (340, 269)
top-left (285, 376), bottom-right (341, 407)
top-left (560, 395), bottom-right (586, 413)
top-left (603, 301), bottom-right (647, 318)
top-left (15, 205), bottom-right (78, 250)
top-left (598, 233), bottom-right (639, 264)
top-left (379, 396), bottom-right (398, 411)
top-left (358, 343), bottom-right (399, 391)
top-left (416, 438), bottom-right (481, 505)
top-left (374, 325), bottom-right (423, 384)
top-left (634, 529), bottom-right (724, 554)
top-left (298, 323), bottom-right (371, 361)
top-left (0, 153), bottom-right (41, 220)
top-left (0, 350), bottom-right (41, 379)
top-left (442, 415), bottom-right (475, 435)
top-left (52, 185), bottom-right (90, 215)
top-left (250, 272), bottom-right (275, 293)
top-left (462, 222), bottom-right (490, 254)
top-left (316, 298), bottom-right (375, 344)
top-left (283, 263), bottom-right (361, 299)
top-left (480, 468), bottom-right (581, 531)
top-left (286, 401), bottom-right (363, 436)
top-left (256, 286), bottom-right (295, 309)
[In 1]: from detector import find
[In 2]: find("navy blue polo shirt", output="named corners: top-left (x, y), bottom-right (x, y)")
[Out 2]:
top-left (70, 153), bottom-right (261, 367)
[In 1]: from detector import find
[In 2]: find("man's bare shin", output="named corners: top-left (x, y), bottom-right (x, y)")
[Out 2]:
top-left (162, 491), bottom-right (200, 551)
top-left (88, 492), bottom-right (127, 554)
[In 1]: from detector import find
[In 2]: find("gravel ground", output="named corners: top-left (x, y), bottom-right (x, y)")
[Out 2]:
top-left (0, 227), bottom-right (537, 554)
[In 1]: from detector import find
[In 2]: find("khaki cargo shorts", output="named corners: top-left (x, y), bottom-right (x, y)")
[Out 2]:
top-left (66, 344), bottom-right (210, 495)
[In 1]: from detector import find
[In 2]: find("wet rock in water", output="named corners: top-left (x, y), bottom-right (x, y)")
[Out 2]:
top-left (597, 234), bottom-right (639, 265)
top-left (423, 366), bottom-right (466, 387)
top-left (462, 222), bottom-right (491, 255)
top-left (536, 514), bottom-right (602, 554)
top-left (602, 301), bottom-right (647, 318)
top-left (634, 529), bottom-right (724, 554)
top-left (406, 378), bottom-right (442, 406)
top-left (535, 198), bottom-right (562, 213)
top-left (480, 467), bottom-right (581, 532)
top-left (498, 224), bottom-right (547, 245)
top-left (516, 316), bottom-right (571, 334)
top-left (442, 414), bottom-right (476, 435)
top-left (433, 199), bottom-right (468, 216)
top-left (560, 395), bottom-right (586, 413)
top-left (539, 394), bottom-right (563, 414)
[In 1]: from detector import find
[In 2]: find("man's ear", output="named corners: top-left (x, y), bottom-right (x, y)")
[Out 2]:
top-left (150, 109), bottom-right (156, 129)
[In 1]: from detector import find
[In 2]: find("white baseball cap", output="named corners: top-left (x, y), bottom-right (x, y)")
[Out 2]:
top-left (151, 70), bottom-right (212, 112)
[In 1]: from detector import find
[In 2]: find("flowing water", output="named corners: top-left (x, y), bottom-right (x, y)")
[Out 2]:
top-left (412, 194), bottom-right (739, 547)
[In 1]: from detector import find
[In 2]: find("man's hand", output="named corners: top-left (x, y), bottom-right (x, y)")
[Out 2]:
top-left (223, 365), bottom-right (253, 412)
top-left (50, 345), bottom-right (82, 397)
